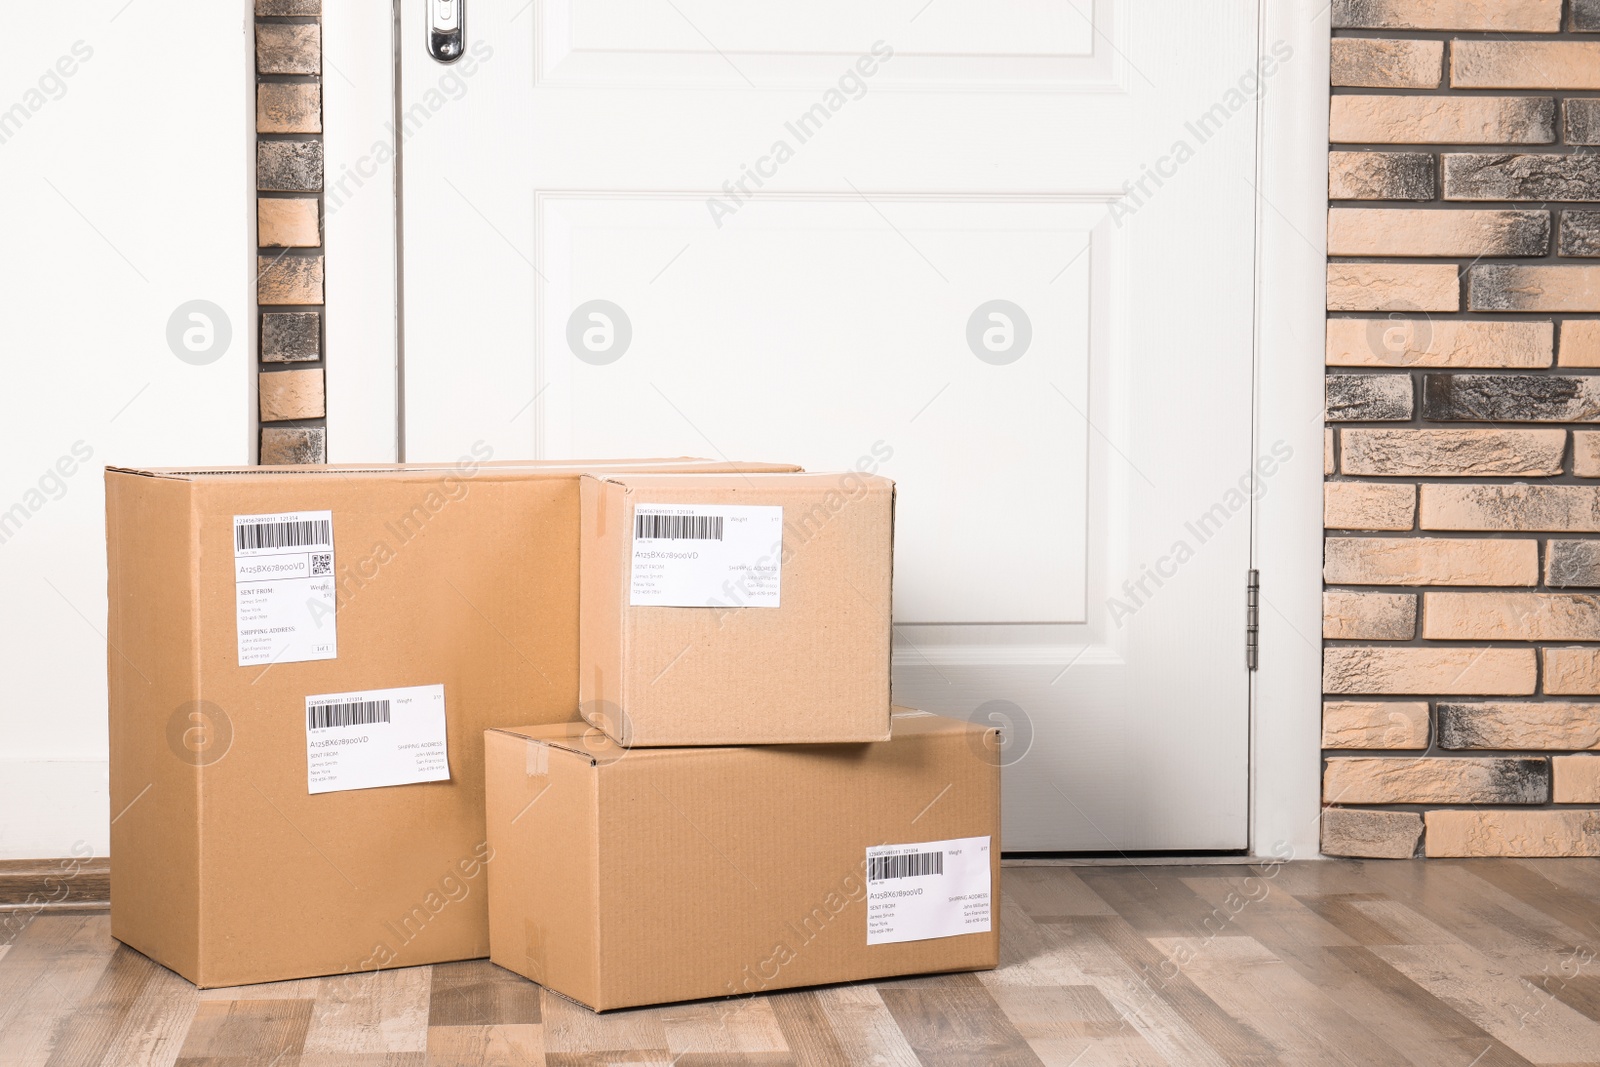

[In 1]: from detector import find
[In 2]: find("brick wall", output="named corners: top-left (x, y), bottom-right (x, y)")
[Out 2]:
top-left (1323, 0), bottom-right (1600, 858)
top-left (255, 0), bottom-right (326, 463)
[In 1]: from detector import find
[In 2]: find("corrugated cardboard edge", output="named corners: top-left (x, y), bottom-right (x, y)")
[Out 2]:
top-left (105, 469), bottom-right (206, 983)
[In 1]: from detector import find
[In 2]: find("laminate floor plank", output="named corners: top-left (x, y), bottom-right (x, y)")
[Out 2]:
top-left (1370, 941), bottom-right (1600, 1064)
top-left (173, 997), bottom-right (313, 1067)
top-left (1070, 916), bottom-right (1279, 1067)
top-left (1006, 867), bottom-right (1118, 921)
top-left (9, 862), bottom-right (1600, 1065)
top-left (766, 988), bottom-right (852, 1067)
top-left (811, 983), bottom-right (922, 1067)
top-left (1070, 868), bottom-right (1227, 939)
top-left (297, 961), bottom-right (429, 1061)
top-left (876, 970), bottom-right (1045, 1067)
top-left (1146, 934), bottom-right (1410, 1067)
top-left (0, 911), bottom-right (118, 1067)
top-left (425, 1023), bottom-right (543, 1067)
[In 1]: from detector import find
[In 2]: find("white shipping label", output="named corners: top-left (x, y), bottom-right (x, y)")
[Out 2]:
top-left (629, 503), bottom-right (783, 608)
top-left (305, 684), bottom-right (450, 795)
top-left (234, 511), bottom-right (338, 667)
top-left (866, 836), bottom-right (992, 946)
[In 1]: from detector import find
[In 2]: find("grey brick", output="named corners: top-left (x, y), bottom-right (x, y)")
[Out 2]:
top-left (1548, 541), bottom-right (1600, 587)
top-left (1438, 705), bottom-right (1600, 752)
top-left (1569, 100), bottom-right (1600, 146)
top-left (260, 426), bottom-right (326, 465)
top-left (1328, 151), bottom-right (1435, 200)
top-left (1444, 154), bottom-right (1600, 202)
top-left (1561, 211), bottom-right (1600, 258)
top-left (1320, 808), bottom-right (1422, 860)
top-left (1470, 264), bottom-right (1600, 312)
top-left (1573, 0), bottom-right (1600, 31)
top-left (261, 312), bottom-right (320, 363)
top-left (1326, 374), bottom-right (1414, 421)
top-left (257, 140), bottom-right (322, 192)
top-left (256, 23), bottom-right (320, 75)
top-left (256, 0), bottom-right (320, 13)
top-left (1422, 373), bottom-right (1600, 422)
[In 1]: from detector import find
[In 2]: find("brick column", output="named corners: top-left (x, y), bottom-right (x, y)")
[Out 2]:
top-left (255, 0), bottom-right (326, 463)
top-left (1323, 0), bottom-right (1600, 858)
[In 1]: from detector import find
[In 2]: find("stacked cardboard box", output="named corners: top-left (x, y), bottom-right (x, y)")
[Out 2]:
top-left (485, 471), bottom-right (1001, 1009)
top-left (105, 459), bottom-right (1001, 1005)
top-left (104, 457), bottom-right (796, 987)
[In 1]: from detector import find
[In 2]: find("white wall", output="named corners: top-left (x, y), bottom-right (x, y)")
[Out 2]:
top-left (0, 2), bottom-right (253, 859)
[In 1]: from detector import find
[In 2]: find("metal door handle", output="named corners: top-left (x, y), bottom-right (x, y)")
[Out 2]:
top-left (428, 0), bottom-right (465, 63)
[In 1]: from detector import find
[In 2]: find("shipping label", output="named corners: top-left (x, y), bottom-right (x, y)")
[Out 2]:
top-left (234, 510), bottom-right (337, 667)
top-left (866, 835), bottom-right (992, 945)
top-left (304, 683), bottom-right (450, 795)
top-left (629, 503), bottom-right (782, 608)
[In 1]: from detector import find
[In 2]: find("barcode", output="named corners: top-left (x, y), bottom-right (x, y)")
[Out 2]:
top-left (869, 851), bottom-right (945, 881)
top-left (237, 519), bottom-right (331, 552)
top-left (635, 513), bottom-right (724, 541)
top-left (307, 700), bottom-right (391, 730)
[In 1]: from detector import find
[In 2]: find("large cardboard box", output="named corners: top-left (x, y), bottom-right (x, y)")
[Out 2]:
top-left (484, 711), bottom-right (1000, 1011)
top-left (105, 456), bottom-right (798, 988)
top-left (579, 471), bottom-right (894, 746)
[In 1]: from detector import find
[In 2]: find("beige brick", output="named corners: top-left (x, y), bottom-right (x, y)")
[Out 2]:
top-left (256, 23), bottom-right (320, 75)
top-left (258, 198), bottom-right (320, 248)
top-left (1452, 41), bottom-right (1600, 90)
top-left (1423, 591), bottom-right (1600, 641)
top-left (1324, 591), bottom-right (1416, 640)
top-left (1330, 96), bottom-right (1555, 145)
top-left (257, 83), bottom-right (321, 135)
top-left (259, 369), bottom-right (326, 423)
top-left (1322, 701), bottom-right (1430, 749)
top-left (1575, 432), bottom-right (1600, 479)
top-left (1437, 702), bottom-right (1600, 750)
top-left (1325, 482), bottom-right (1416, 531)
top-left (1561, 321), bottom-right (1600, 367)
top-left (258, 254), bottom-right (323, 305)
top-left (1326, 429), bottom-right (1336, 475)
top-left (1325, 757), bottom-right (1548, 804)
top-left (1326, 264), bottom-right (1458, 312)
top-left (1470, 265), bottom-right (1600, 313)
top-left (1425, 809), bottom-right (1600, 857)
top-left (1331, 38), bottom-right (1442, 89)
top-left (1332, 0), bottom-right (1560, 31)
top-left (1326, 318), bottom-right (1552, 368)
top-left (1544, 648), bottom-right (1600, 695)
top-left (1323, 646), bottom-right (1535, 696)
top-left (1421, 484), bottom-right (1600, 532)
top-left (1324, 536), bottom-right (1536, 586)
top-left (1554, 757), bottom-right (1600, 803)
top-left (260, 426), bottom-right (326, 465)
top-left (1339, 429), bottom-right (1563, 477)
top-left (1320, 808), bottom-right (1423, 859)
top-left (1328, 208), bottom-right (1548, 257)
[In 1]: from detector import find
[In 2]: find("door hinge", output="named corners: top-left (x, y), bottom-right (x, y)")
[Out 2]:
top-left (1246, 569), bottom-right (1260, 671)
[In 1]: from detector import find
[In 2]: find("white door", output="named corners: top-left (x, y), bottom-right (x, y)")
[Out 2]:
top-left (398, 0), bottom-right (1262, 850)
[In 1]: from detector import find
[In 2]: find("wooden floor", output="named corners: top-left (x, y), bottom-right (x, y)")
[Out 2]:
top-left (3, 860), bottom-right (1600, 1065)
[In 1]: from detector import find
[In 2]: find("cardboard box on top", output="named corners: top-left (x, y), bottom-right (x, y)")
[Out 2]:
top-left (104, 455), bottom-right (800, 988)
top-left (483, 711), bottom-right (1000, 1011)
top-left (578, 471), bottom-right (894, 746)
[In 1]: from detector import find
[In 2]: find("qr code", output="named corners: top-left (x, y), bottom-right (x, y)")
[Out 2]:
top-left (310, 553), bottom-right (333, 576)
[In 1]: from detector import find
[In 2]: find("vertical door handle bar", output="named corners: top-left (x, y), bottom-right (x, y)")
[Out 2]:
top-left (428, 0), bottom-right (465, 62)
